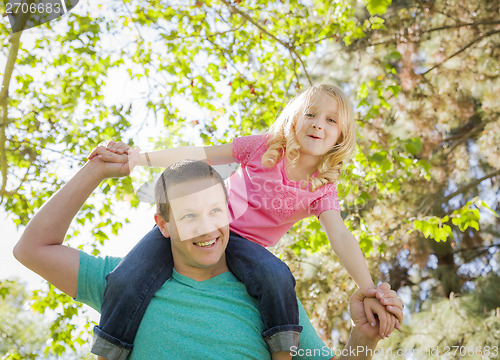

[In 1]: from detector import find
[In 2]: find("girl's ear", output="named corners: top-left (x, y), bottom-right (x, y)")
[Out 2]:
top-left (154, 213), bottom-right (170, 238)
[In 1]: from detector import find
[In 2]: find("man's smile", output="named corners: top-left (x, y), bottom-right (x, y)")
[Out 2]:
top-left (193, 237), bottom-right (218, 248)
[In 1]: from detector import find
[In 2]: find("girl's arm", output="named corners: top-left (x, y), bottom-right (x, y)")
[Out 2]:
top-left (93, 141), bottom-right (236, 168)
top-left (138, 143), bottom-right (236, 167)
top-left (319, 209), bottom-right (399, 338)
top-left (318, 209), bottom-right (375, 289)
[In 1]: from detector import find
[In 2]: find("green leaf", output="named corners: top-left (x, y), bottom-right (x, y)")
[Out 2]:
top-left (364, 0), bottom-right (392, 15)
top-left (451, 201), bottom-right (481, 232)
top-left (413, 216), bottom-right (453, 242)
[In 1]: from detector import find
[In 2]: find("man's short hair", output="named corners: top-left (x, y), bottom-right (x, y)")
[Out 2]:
top-left (155, 160), bottom-right (227, 221)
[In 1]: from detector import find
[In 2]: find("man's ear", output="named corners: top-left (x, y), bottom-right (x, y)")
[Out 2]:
top-left (154, 213), bottom-right (170, 238)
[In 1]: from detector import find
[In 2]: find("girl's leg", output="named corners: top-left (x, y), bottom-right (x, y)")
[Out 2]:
top-left (91, 226), bottom-right (173, 360)
top-left (225, 232), bottom-right (302, 353)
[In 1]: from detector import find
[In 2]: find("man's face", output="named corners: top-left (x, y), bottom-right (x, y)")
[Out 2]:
top-left (157, 178), bottom-right (230, 274)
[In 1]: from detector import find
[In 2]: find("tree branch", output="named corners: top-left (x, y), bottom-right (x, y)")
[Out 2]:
top-left (421, 29), bottom-right (500, 76)
top-left (424, 20), bottom-right (500, 34)
top-left (219, 0), bottom-right (312, 86)
top-left (352, 20), bottom-right (500, 50)
top-left (442, 120), bottom-right (487, 158)
top-left (0, 31), bottom-right (22, 205)
top-left (453, 243), bottom-right (500, 255)
top-left (442, 169), bottom-right (500, 204)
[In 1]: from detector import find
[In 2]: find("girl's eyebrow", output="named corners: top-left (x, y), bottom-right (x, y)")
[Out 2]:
top-left (304, 104), bottom-right (318, 112)
top-left (304, 105), bottom-right (339, 117)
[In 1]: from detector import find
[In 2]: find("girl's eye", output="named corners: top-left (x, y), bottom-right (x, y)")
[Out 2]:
top-left (327, 118), bottom-right (337, 123)
top-left (305, 113), bottom-right (315, 118)
top-left (211, 208), bottom-right (222, 214)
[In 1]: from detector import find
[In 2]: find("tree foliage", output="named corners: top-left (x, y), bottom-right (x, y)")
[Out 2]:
top-left (377, 274), bottom-right (500, 359)
top-left (0, 279), bottom-right (95, 359)
top-left (0, 279), bottom-right (49, 359)
top-left (1, 0), bottom-right (499, 356)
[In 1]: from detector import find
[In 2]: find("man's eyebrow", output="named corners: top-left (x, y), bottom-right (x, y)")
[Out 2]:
top-left (173, 200), bottom-right (225, 213)
top-left (208, 200), bottom-right (226, 208)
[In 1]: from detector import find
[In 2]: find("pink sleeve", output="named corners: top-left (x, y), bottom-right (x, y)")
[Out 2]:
top-left (232, 134), bottom-right (267, 166)
top-left (310, 184), bottom-right (340, 217)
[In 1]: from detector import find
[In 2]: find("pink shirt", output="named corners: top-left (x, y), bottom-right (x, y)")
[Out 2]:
top-left (227, 134), bottom-right (340, 247)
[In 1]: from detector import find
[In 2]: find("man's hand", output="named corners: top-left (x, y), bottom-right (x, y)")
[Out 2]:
top-left (349, 283), bottom-right (403, 342)
top-left (88, 144), bottom-right (137, 179)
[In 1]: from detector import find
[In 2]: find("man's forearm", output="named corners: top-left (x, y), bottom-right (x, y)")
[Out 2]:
top-left (338, 327), bottom-right (378, 360)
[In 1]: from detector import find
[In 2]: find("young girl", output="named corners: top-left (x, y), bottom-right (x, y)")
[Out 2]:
top-left (90, 84), bottom-right (400, 360)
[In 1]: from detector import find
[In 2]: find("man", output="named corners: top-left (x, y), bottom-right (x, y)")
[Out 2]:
top-left (14, 146), bottom-right (403, 360)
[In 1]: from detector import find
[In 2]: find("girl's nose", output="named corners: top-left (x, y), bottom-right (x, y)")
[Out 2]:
top-left (312, 119), bottom-right (323, 129)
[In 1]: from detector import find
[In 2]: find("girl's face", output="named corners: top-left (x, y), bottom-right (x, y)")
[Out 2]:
top-left (294, 92), bottom-right (341, 158)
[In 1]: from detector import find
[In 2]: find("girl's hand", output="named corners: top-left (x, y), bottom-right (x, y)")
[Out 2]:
top-left (105, 140), bottom-right (132, 155)
top-left (363, 297), bottom-right (397, 339)
top-left (376, 289), bottom-right (404, 327)
top-left (88, 140), bottom-right (130, 159)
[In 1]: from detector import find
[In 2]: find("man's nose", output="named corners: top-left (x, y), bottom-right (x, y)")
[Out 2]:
top-left (196, 215), bottom-right (218, 236)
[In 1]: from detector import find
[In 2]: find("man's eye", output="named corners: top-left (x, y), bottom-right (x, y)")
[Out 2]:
top-left (211, 208), bottom-right (222, 214)
top-left (181, 214), bottom-right (195, 220)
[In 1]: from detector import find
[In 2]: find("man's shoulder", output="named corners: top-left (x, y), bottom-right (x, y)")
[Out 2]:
top-left (79, 251), bottom-right (122, 275)
top-left (75, 252), bottom-right (122, 312)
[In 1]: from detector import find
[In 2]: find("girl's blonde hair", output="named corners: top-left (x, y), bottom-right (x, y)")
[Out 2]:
top-left (262, 84), bottom-right (356, 191)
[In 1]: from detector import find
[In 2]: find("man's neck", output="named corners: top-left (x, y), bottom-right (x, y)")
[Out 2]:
top-left (173, 262), bottom-right (230, 282)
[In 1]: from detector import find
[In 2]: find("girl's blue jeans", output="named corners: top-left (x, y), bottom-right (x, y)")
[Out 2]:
top-left (91, 226), bottom-right (302, 360)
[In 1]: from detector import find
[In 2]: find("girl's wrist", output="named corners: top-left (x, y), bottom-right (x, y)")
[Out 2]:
top-left (358, 282), bottom-right (376, 290)
top-left (137, 152), bottom-right (149, 167)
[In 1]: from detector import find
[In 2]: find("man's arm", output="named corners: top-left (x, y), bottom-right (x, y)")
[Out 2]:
top-left (337, 327), bottom-right (378, 360)
top-left (13, 150), bottom-right (130, 298)
top-left (337, 307), bottom-right (380, 360)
